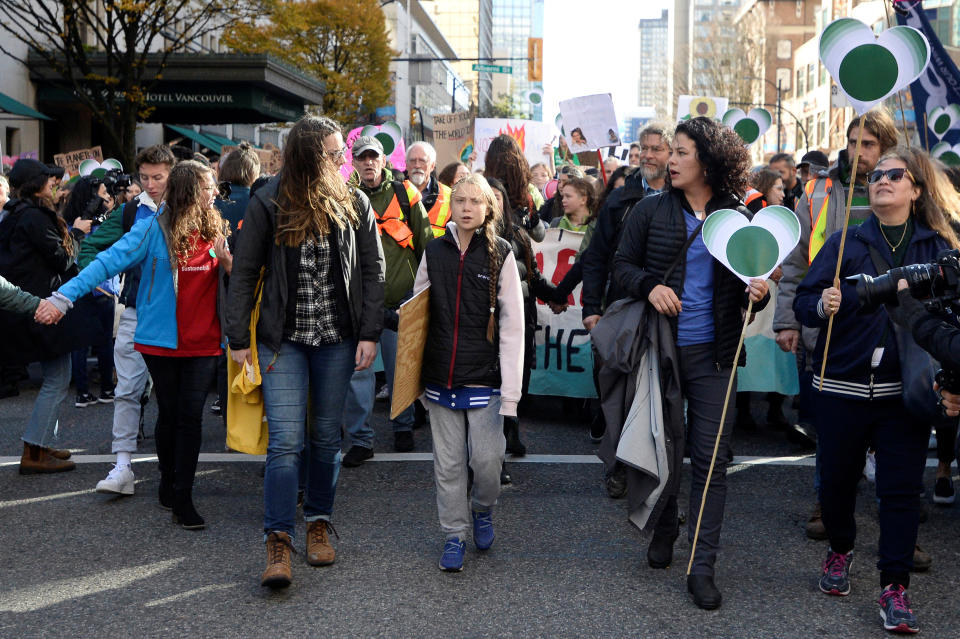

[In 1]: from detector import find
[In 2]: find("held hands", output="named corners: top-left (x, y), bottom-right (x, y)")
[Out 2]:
top-left (821, 286), bottom-right (842, 317)
top-left (775, 329), bottom-right (800, 354)
top-left (355, 340), bottom-right (376, 371)
top-left (746, 278), bottom-right (768, 304)
top-left (34, 299), bottom-right (64, 325)
top-left (648, 284), bottom-right (682, 317)
top-left (547, 301), bottom-right (567, 315)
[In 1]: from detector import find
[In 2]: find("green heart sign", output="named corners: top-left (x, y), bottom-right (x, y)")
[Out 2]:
top-left (932, 142), bottom-right (960, 167)
top-left (702, 206), bottom-right (801, 284)
top-left (927, 104), bottom-right (960, 140)
top-left (78, 158), bottom-right (123, 179)
top-left (360, 121), bottom-right (403, 156)
top-left (721, 108), bottom-right (772, 146)
top-left (819, 18), bottom-right (930, 116)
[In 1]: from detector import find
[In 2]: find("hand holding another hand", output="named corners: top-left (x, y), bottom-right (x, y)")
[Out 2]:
top-left (34, 299), bottom-right (64, 325)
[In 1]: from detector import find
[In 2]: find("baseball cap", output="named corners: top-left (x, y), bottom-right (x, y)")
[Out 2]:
top-left (8, 159), bottom-right (65, 189)
top-left (798, 151), bottom-right (829, 169)
top-left (352, 135), bottom-right (384, 157)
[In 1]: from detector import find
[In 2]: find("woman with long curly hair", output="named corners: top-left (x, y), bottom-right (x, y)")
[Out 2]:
top-left (225, 115), bottom-right (385, 589)
top-left (483, 134), bottom-right (545, 220)
top-left (612, 117), bottom-right (770, 609)
top-left (42, 160), bottom-right (231, 529)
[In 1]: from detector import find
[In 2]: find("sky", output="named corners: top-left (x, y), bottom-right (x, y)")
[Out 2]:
top-left (541, 0), bottom-right (671, 131)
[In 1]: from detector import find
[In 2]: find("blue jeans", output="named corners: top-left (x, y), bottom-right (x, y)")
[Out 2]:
top-left (22, 354), bottom-right (71, 447)
top-left (260, 339), bottom-right (356, 538)
top-left (342, 328), bottom-right (414, 448)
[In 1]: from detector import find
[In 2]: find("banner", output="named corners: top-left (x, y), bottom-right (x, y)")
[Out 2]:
top-left (432, 111), bottom-right (473, 169)
top-left (558, 94), bottom-right (621, 153)
top-left (529, 228), bottom-right (596, 398)
top-left (896, 1), bottom-right (960, 159)
top-left (53, 146), bottom-right (103, 178)
top-left (473, 118), bottom-right (554, 171)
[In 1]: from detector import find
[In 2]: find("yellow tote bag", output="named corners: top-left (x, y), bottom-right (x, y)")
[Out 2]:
top-left (226, 271), bottom-right (269, 455)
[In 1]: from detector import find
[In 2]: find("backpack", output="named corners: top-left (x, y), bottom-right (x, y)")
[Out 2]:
top-left (121, 199), bottom-right (139, 234)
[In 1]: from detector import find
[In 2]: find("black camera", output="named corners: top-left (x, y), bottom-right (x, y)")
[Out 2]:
top-left (101, 168), bottom-right (133, 196)
top-left (849, 249), bottom-right (960, 313)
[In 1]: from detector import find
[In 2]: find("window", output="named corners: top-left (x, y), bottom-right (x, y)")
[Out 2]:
top-left (796, 68), bottom-right (805, 95)
top-left (807, 63), bottom-right (816, 90)
top-left (820, 63), bottom-right (827, 86)
top-left (817, 113), bottom-right (826, 147)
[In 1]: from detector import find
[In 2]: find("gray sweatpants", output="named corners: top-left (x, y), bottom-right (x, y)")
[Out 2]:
top-left (111, 307), bottom-right (151, 453)
top-left (428, 396), bottom-right (506, 540)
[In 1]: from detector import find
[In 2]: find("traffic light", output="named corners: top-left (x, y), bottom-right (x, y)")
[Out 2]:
top-left (528, 37), bottom-right (543, 82)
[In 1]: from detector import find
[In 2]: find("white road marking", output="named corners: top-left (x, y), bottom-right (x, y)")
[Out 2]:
top-left (142, 583), bottom-right (240, 608)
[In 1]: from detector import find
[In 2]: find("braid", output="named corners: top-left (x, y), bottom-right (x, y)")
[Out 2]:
top-left (484, 219), bottom-right (500, 344)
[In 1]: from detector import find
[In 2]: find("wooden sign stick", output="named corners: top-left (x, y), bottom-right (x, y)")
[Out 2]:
top-left (687, 298), bottom-right (753, 575)
top-left (818, 113), bottom-right (866, 391)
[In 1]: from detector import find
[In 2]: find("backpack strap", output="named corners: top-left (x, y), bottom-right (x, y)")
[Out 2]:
top-left (121, 200), bottom-right (139, 234)
top-left (392, 180), bottom-right (411, 223)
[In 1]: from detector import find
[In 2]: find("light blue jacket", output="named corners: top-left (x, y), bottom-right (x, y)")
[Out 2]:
top-left (57, 209), bottom-right (182, 350)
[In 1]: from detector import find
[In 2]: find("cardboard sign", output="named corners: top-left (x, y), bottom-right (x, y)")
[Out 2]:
top-left (391, 286), bottom-right (431, 419)
top-left (221, 145), bottom-right (282, 177)
top-left (529, 228), bottom-right (596, 398)
top-left (472, 118), bottom-right (554, 171)
top-left (676, 95), bottom-right (730, 121)
top-left (558, 94), bottom-right (621, 153)
top-left (53, 146), bottom-right (103, 178)
top-left (432, 111), bottom-right (474, 169)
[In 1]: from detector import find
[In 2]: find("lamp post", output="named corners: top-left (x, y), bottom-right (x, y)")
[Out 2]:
top-left (745, 75), bottom-right (782, 153)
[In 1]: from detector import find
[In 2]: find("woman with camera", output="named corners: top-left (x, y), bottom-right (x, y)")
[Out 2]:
top-left (794, 147), bottom-right (960, 634)
top-left (613, 116), bottom-right (769, 610)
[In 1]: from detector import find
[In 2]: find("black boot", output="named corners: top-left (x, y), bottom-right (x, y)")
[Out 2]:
top-left (687, 574), bottom-right (722, 610)
top-left (646, 532), bottom-right (677, 569)
top-left (500, 463), bottom-right (512, 485)
top-left (158, 475), bottom-right (174, 510)
top-left (504, 417), bottom-right (526, 457)
top-left (172, 490), bottom-right (205, 530)
top-left (735, 392), bottom-right (756, 431)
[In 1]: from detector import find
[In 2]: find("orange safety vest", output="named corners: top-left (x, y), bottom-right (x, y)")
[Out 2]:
top-left (375, 180), bottom-right (421, 250)
top-left (427, 183), bottom-right (452, 237)
top-left (743, 188), bottom-right (766, 210)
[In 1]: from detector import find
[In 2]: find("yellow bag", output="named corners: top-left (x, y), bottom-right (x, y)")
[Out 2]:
top-left (226, 271), bottom-right (269, 455)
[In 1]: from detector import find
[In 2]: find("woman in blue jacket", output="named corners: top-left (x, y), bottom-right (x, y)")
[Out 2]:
top-left (794, 147), bottom-right (960, 634)
top-left (39, 160), bottom-right (231, 531)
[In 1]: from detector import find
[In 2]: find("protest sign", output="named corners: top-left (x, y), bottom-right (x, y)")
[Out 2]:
top-left (472, 118), bottom-right (554, 171)
top-left (721, 108), bottom-right (772, 146)
top-left (340, 124), bottom-right (407, 181)
top-left (529, 228), bottom-right (596, 398)
top-left (53, 146), bottom-right (103, 178)
top-left (391, 287), bottom-right (430, 419)
top-left (432, 111), bottom-right (474, 168)
top-left (701, 205), bottom-right (800, 284)
top-left (558, 94), bottom-right (620, 153)
top-left (221, 145), bottom-right (281, 176)
top-left (676, 95), bottom-right (729, 121)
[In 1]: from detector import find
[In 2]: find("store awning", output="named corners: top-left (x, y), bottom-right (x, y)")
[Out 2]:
top-left (203, 132), bottom-right (243, 148)
top-left (0, 91), bottom-right (51, 120)
top-left (165, 124), bottom-right (224, 153)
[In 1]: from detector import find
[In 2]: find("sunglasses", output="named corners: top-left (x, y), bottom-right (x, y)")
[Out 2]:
top-left (867, 167), bottom-right (915, 185)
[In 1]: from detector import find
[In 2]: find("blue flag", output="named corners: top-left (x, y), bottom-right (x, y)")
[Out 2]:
top-left (896, 1), bottom-right (960, 163)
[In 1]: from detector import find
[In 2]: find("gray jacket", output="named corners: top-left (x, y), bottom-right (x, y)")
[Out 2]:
top-left (0, 273), bottom-right (40, 315)
top-left (593, 297), bottom-right (684, 531)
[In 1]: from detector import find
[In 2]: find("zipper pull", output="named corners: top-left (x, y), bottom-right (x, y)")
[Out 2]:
top-left (869, 373), bottom-right (875, 400)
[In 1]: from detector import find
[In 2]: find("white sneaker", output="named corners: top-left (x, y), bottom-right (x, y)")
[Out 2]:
top-left (96, 464), bottom-right (135, 495)
top-left (864, 451), bottom-right (877, 483)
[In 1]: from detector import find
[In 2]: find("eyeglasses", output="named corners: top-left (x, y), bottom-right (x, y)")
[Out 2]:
top-left (867, 167), bottom-right (915, 185)
top-left (325, 147), bottom-right (347, 160)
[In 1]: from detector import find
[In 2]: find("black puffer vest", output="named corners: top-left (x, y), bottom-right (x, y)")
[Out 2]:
top-left (423, 230), bottom-right (512, 388)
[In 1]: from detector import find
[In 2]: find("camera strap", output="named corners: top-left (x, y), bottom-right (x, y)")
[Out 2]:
top-left (866, 243), bottom-right (893, 368)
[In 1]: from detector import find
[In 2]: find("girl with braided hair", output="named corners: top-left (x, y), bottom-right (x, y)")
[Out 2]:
top-left (412, 173), bottom-right (524, 572)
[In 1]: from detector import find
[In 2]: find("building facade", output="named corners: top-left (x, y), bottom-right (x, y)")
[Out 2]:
top-left (638, 9), bottom-right (672, 120)
top-left (421, 0), bottom-right (494, 114)
top-left (490, 0), bottom-right (544, 120)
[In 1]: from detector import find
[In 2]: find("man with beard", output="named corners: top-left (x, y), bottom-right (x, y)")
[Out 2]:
top-left (406, 141), bottom-right (451, 238)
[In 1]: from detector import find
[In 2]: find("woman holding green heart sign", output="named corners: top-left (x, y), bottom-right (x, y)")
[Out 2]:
top-left (794, 147), bottom-right (960, 634)
top-left (614, 117), bottom-right (769, 610)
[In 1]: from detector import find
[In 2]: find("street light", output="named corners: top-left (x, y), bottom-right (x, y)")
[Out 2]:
top-left (745, 75), bottom-right (782, 153)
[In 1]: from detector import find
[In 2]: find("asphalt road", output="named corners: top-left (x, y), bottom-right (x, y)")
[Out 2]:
top-left (2, 371), bottom-right (959, 638)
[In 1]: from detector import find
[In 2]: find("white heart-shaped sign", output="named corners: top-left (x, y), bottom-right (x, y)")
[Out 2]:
top-left (701, 206), bottom-right (801, 284)
top-left (932, 142), bottom-right (960, 167)
top-left (927, 104), bottom-right (960, 140)
top-left (721, 108), bottom-right (772, 146)
top-left (78, 158), bottom-right (123, 178)
top-left (819, 18), bottom-right (930, 116)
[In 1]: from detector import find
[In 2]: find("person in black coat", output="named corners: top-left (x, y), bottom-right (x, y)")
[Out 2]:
top-left (0, 159), bottom-right (93, 474)
top-left (613, 117), bottom-right (769, 610)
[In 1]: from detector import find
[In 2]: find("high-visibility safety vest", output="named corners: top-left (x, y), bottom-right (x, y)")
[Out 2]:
top-left (804, 177), bottom-right (833, 265)
top-left (427, 183), bottom-right (452, 237)
top-left (376, 180), bottom-right (421, 250)
top-left (743, 188), bottom-right (765, 211)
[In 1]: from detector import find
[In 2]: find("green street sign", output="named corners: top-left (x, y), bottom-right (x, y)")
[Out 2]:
top-left (472, 63), bottom-right (513, 74)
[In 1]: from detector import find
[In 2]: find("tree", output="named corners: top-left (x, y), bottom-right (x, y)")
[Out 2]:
top-left (0, 0), bottom-right (255, 168)
top-left (223, 0), bottom-right (393, 127)
top-left (483, 93), bottom-right (524, 119)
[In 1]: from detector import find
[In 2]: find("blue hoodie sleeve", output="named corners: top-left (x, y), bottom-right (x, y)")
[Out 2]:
top-left (58, 215), bottom-right (155, 303)
top-left (794, 230), bottom-right (860, 328)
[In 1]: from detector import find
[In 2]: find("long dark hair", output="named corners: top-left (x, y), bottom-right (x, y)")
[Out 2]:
top-left (669, 117), bottom-right (751, 198)
top-left (484, 135), bottom-right (534, 213)
top-left (62, 177), bottom-right (106, 226)
top-left (16, 172), bottom-right (73, 256)
top-left (487, 176), bottom-right (535, 287)
top-left (275, 115), bottom-right (357, 246)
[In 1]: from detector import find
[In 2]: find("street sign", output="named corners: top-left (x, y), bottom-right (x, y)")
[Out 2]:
top-left (472, 63), bottom-right (512, 74)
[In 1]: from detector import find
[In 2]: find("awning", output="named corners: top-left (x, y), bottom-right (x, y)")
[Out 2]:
top-left (165, 124), bottom-right (223, 153)
top-left (203, 132), bottom-right (242, 148)
top-left (0, 91), bottom-right (51, 120)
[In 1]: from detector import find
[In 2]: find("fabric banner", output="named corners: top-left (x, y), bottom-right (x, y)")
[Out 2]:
top-left (529, 228), bottom-right (597, 398)
top-left (896, 2), bottom-right (960, 155)
top-left (736, 281), bottom-right (799, 395)
top-left (432, 111), bottom-right (473, 169)
top-left (473, 118), bottom-right (554, 171)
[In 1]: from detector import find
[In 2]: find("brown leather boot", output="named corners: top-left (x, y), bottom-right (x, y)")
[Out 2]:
top-left (46, 447), bottom-right (72, 460)
top-left (19, 442), bottom-right (76, 475)
top-left (261, 531), bottom-right (293, 588)
top-left (306, 520), bottom-right (337, 566)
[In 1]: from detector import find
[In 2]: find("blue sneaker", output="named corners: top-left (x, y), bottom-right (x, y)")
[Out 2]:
top-left (438, 538), bottom-right (465, 572)
top-left (472, 510), bottom-right (495, 550)
top-left (879, 585), bottom-right (919, 634)
top-left (819, 549), bottom-right (853, 596)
